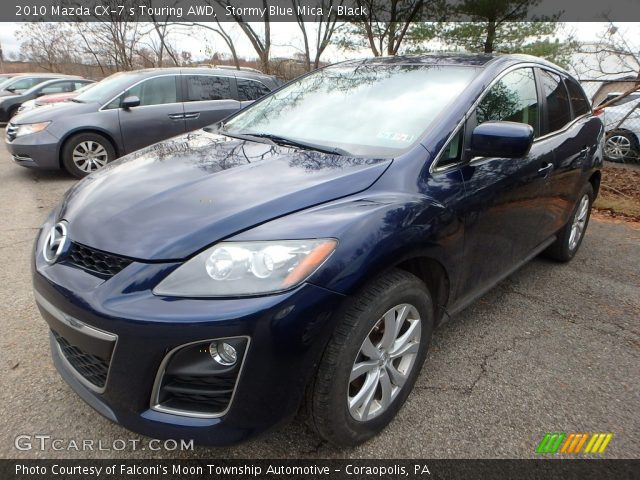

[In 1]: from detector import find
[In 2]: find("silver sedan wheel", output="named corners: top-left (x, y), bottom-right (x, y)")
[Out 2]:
top-left (569, 194), bottom-right (589, 251)
top-left (348, 303), bottom-right (421, 422)
top-left (72, 141), bottom-right (109, 173)
top-left (604, 134), bottom-right (632, 160)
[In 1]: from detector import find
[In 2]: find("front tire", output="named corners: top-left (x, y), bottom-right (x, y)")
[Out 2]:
top-left (62, 133), bottom-right (116, 178)
top-left (604, 130), bottom-right (638, 163)
top-left (544, 183), bottom-right (594, 262)
top-left (309, 268), bottom-right (434, 446)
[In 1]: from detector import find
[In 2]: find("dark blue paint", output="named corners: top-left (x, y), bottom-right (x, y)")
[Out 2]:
top-left (32, 54), bottom-right (603, 445)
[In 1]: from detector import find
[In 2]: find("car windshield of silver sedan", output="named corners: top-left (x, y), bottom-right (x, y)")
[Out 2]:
top-left (221, 64), bottom-right (478, 157)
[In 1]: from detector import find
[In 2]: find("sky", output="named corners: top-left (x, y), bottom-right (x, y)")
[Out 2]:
top-left (1, 22), bottom-right (638, 64)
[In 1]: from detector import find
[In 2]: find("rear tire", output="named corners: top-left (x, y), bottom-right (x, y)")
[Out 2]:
top-left (309, 268), bottom-right (434, 446)
top-left (544, 183), bottom-right (594, 262)
top-left (62, 132), bottom-right (116, 178)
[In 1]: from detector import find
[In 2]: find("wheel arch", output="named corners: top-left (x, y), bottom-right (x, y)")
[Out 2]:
top-left (588, 170), bottom-right (601, 199)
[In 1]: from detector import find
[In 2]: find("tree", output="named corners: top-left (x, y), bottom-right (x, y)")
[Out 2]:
top-left (212, 0), bottom-right (271, 73)
top-left (142, 0), bottom-right (181, 67)
top-left (432, 0), bottom-right (575, 67)
top-left (292, 0), bottom-right (344, 71)
top-left (573, 23), bottom-right (640, 81)
top-left (17, 23), bottom-right (80, 72)
top-left (336, 0), bottom-right (443, 56)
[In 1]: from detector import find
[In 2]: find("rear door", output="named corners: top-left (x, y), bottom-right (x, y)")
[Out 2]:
top-left (534, 71), bottom-right (599, 238)
top-left (116, 75), bottom-right (186, 153)
top-left (181, 74), bottom-right (240, 130)
top-left (456, 67), bottom-right (554, 302)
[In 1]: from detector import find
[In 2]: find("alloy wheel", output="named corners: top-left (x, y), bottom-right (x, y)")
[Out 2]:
top-left (604, 134), bottom-right (632, 160)
top-left (72, 141), bottom-right (109, 173)
top-left (568, 194), bottom-right (589, 251)
top-left (348, 303), bottom-right (421, 422)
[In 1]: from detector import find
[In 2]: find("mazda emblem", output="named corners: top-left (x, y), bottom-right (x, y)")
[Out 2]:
top-left (43, 222), bottom-right (69, 264)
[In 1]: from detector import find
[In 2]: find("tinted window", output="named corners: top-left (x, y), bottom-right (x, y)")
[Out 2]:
top-left (185, 75), bottom-right (232, 101)
top-left (237, 78), bottom-right (271, 101)
top-left (565, 78), bottom-right (590, 117)
top-left (540, 70), bottom-right (571, 134)
top-left (476, 68), bottom-right (539, 136)
top-left (126, 76), bottom-right (178, 106)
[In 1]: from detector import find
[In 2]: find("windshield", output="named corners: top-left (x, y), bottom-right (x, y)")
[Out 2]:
top-left (223, 64), bottom-right (478, 157)
top-left (74, 72), bottom-right (135, 104)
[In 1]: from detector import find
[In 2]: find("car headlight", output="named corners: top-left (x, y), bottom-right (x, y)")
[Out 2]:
top-left (14, 122), bottom-right (51, 138)
top-left (154, 239), bottom-right (338, 297)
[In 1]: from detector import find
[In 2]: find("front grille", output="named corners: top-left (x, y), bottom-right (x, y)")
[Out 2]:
top-left (6, 123), bottom-right (17, 142)
top-left (52, 330), bottom-right (110, 389)
top-left (65, 242), bottom-right (132, 277)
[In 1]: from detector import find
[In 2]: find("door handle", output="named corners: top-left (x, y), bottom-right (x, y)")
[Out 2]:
top-left (183, 112), bottom-right (200, 119)
top-left (168, 113), bottom-right (184, 120)
top-left (537, 162), bottom-right (554, 177)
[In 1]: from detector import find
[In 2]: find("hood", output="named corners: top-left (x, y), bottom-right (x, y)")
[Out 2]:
top-left (12, 100), bottom-right (96, 124)
top-left (37, 92), bottom-right (78, 104)
top-left (0, 90), bottom-right (18, 98)
top-left (59, 130), bottom-right (391, 260)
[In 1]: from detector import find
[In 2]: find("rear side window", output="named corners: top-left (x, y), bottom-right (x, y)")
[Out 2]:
top-left (540, 70), bottom-right (571, 134)
top-left (565, 78), bottom-right (590, 117)
top-left (126, 76), bottom-right (178, 106)
top-left (237, 79), bottom-right (271, 101)
top-left (184, 75), bottom-right (232, 101)
top-left (476, 68), bottom-right (539, 136)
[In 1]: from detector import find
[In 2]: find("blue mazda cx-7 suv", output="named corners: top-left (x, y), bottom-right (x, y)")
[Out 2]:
top-left (32, 54), bottom-right (603, 446)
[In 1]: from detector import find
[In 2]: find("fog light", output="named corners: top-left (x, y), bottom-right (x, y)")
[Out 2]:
top-left (209, 341), bottom-right (237, 366)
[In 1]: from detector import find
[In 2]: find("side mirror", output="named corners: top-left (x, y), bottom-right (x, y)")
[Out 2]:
top-left (469, 121), bottom-right (534, 159)
top-left (122, 95), bottom-right (140, 109)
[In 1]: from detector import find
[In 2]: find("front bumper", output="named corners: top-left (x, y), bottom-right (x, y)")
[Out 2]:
top-left (33, 255), bottom-right (345, 445)
top-left (6, 127), bottom-right (60, 170)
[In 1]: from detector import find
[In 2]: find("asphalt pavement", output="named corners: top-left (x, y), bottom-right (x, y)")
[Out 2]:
top-left (0, 144), bottom-right (638, 459)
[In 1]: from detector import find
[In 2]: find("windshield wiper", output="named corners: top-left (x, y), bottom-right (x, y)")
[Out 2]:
top-left (70, 98), bottom-right (84, 103)
top-left (247, 133), bottom-right (350, 156)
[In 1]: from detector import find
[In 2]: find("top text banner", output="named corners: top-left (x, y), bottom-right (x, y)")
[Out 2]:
top-left (7, 0), bottom-right (640, 22)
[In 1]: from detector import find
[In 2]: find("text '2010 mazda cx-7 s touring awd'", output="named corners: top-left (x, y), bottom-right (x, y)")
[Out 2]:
top-left (33, 54), bottom-right (603, 447)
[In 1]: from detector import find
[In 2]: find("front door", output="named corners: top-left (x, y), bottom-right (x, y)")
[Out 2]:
top-left (456, 67), bottom-right (553, 303)
top-left (117, 75), bottom-right (186, 154)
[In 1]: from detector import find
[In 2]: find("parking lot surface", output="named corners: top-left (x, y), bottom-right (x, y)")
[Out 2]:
top-left (0, 144), bottom-right (638, 459)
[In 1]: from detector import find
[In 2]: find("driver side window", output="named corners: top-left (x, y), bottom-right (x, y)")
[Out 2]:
top-left (476, 68), bottom-right (540, 137)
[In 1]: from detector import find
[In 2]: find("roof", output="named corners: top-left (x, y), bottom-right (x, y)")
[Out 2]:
top-left (128, 67), bottom-right (276, 82)
top-left (338, 53), bottom-right (566, 71)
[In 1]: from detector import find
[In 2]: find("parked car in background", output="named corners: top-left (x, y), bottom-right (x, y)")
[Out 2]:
top-left (0, 74), bottom-right (74, 98)
top-left (32, 54), bottom-right (603, 446)
top-left (0, 73), bottom-right (20, 85)
top-left (7, 67), bottom-right (280, 177)
top-left (0, 77), bottom-right (90, 122)
top-left (16, 81), bottom-right (96, 116)
top-left (596, 91), bottom-right (640, 162)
